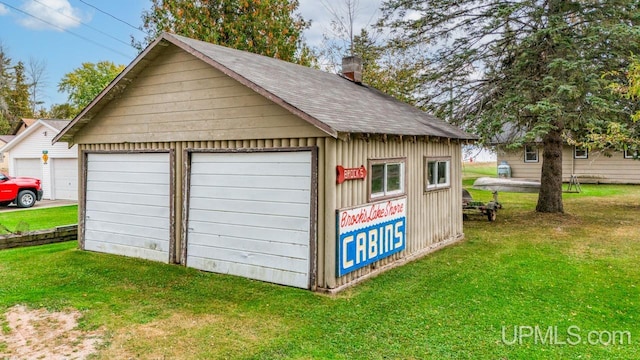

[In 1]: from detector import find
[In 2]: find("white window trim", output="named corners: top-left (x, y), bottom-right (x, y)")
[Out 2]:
top-left (425, 157), bottom-right (451, 191)
top-left (369, 159), bottom-right (406, 201)
top-left (624, 149), bottom-right (638, 159)
top-left (524, 145), bottom-right (539, 163)
top-left (574, 146), bottom-right (588, 159)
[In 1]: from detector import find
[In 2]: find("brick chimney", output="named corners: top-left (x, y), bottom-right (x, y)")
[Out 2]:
top-left (342, 56), bottom-right (363, 83)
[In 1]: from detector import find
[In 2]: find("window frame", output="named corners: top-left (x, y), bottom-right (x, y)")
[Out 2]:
top-left (524, 145), bottom-right (539, 163)
top-left (368, 158), bottom-right (406, 201)
top-left (624, 148), bottom-right (638, 159)
top-left (424, 157), bottom-right (451, 192)
top-left (574, 146), bottom-right (588, 159)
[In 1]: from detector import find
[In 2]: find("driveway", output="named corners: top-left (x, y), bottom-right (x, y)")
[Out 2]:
top-left (0, 200), bottom-right (78, 212)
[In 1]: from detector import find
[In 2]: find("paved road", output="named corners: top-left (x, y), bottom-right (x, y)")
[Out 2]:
top-left (0, 200), bottom-right (78, 212)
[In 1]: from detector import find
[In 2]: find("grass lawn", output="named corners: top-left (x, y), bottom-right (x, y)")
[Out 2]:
top-left (1, 173), bottom-right (639, 359)
top-left (0, 205), bottom-right (77, 234)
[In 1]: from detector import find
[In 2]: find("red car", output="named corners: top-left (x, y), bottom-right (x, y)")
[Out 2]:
top-left (0, 173), bottom-right (44, 208)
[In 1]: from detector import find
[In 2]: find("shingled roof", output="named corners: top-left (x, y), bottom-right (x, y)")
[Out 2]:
top-left (55, 33), bottom-right (474, 144)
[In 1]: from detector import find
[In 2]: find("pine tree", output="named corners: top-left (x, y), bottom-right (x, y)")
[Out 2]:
top-left (381, 0), bottom-right (640, 213)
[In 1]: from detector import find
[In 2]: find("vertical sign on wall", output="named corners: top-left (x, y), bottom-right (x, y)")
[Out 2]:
top-left (337, 197), bottom-right (407, 276)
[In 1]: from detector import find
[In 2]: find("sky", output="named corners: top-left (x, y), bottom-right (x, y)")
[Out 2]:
top-left (0, 0), bottom-right (383, 110)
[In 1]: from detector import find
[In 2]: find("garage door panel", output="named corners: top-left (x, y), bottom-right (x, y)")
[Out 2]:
top-left (188, 244), bottom-right (309, 273)
top-left (85, 181), bottom-right (168, 196)
top-left (187, 235), bottom-right (308, 259)
top-left (189, 197), bottom-right (308, 218)
top-left (86, 191), bottom-right (169, 207)
top-left (87, 171), bottom-right (169, 185)
top-left (85, 153), bottom-right (170, 263)
top-left (87, 157), bottom-right (168, 172)
top-left (189, 185), bottom-right (310, 204)
top-left (52, 158), bottom-right (78, 200)
top-left (86, 209), bottom-right (169, 230)
top-left (189, 220), bottom-right (309, 245)
top-left (187, 257), bottom-right (309, 289)
top-left (189, 209), bottom-right (309, 232)
top-left (85, 229), bottom-right (169, 250)
top-left (190, 174), bottom-right (310, 190)
top-left (192, 161), bottom-right (310, 177)
top-left (85, 238), bottom-right (169, 263)
top-left (85, 201), bottom-right (169, 218)
top-left (15, 159), bottom-right (42, 179)
top-left (187, 151), bottom-right (311, 288)
top-left (192, 151), bottom-right (307, 164)
top-left (85, 220), bottom-right (169, 241)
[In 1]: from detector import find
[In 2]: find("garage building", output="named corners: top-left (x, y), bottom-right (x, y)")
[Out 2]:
top-left (54, 33), bottom-right (474, 292)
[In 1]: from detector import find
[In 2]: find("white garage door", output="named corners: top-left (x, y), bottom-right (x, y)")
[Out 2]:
top-left (84, 153), bottom-right (171, 262)
top-left (187, 151), bottom-right (312, 289)
top-left (15, 158), bottom-right (42, 179)
top-left (52, 158), bottom-right (78, 200)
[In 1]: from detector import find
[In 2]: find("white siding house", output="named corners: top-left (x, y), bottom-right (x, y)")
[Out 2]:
top-left (0, 119), bottom-right (78, 200)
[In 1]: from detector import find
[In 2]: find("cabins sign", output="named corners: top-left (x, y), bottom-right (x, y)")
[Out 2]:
top-left (337, 197), bottom-right (406, 276)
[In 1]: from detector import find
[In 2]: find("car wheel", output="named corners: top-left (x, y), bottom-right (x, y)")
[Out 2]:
top-left (17, 190), bottom-right (36, 208)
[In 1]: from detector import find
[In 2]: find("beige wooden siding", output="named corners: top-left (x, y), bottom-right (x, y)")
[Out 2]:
top-left (326, 137), bottom-right (463, 289)
top-left (570, 148), bottom-right (640, 184)
top-left (73, 44), bottom-right (326, 145)
top-left (497, 148), bottom-right (542, 180)
top-left (499, 146), bottom-right (640, 184)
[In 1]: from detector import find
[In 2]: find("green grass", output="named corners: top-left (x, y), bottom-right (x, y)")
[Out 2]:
top-left (0, 205), bottom-right (77, 233)
top-left (1, 188), bottom-right (639, 359)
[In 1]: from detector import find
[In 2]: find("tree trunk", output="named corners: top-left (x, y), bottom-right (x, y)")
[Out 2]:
top-left (536, 127), bottom-right (564, 213)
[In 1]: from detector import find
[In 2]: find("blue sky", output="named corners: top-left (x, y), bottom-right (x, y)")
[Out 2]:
top-left (0, 0), bottom-right (382, 110)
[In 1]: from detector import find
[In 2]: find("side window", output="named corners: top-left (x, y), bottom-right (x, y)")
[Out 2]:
top-left (369, 159), bottom-right (405, 200)
top-left (524, 145), bottom-right (538, 163)
top-left (425, 158), bottom-right (450, 191)
top-left (574, 147), bottom-right (588, 159)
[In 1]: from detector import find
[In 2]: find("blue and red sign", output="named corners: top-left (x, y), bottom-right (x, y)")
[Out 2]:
top-left (337, 197), bottom-right (406, 276)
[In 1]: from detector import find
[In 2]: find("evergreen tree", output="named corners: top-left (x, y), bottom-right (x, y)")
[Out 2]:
top-left (381, 0), bottom-right (640, 213)
top-left (7, 61), bottom-right (33, 122)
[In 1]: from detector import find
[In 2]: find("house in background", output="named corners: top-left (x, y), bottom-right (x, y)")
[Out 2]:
top-left (54, 33), bottom-right (474, 292)
top-left (11, 118), bottom-right (38, 135)
top-left (497, 144), bottom-right (640, 184)
top-left (0, 119), bottom-right (78, 200)
top-left (0, 135), bottom-right (16, 172)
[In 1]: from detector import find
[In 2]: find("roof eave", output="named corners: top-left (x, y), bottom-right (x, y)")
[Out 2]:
top-left (53, 35), bottom-right (170, 145)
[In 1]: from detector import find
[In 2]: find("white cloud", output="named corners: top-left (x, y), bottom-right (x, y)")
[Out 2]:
top-left (18, 0), bottom-right (90, 31)
top-left (0, 4), bottom-right (9, 16)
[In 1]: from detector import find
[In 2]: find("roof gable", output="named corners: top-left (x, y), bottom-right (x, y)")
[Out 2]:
top-left (1, 119), bottom-right (70, 153)
top-left (54, 33), bottom-right (474, 144)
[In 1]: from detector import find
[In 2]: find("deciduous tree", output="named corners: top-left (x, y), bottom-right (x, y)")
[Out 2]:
top-left (136, 0), bottom-right (312, 64)
top-left (58, 61), bottom-right (125, 115)
top-left (381, 0), bottom-right (640, 213)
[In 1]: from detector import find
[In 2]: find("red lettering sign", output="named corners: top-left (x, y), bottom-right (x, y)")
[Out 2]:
top-left (336, 165), bottom-right (367, 184)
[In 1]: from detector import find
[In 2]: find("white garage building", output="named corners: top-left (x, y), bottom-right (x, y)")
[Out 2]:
top-left (1, 119), bottom-right (78, 201)
top-left (54, 33), bottom-right (473, 292)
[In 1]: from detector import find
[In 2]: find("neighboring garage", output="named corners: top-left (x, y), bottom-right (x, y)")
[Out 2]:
top-left (14, 158), bottom-right (42, 180)
top-left (0, 119), bottom-right (78, 201)
top-left (54, 33), bottom-right (474, 292)
top-left (84, 152), bottom-right (172, 263)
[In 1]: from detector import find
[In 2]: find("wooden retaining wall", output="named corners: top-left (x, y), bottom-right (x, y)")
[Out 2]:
top-left (0, 225), bottom-right (78, 250)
